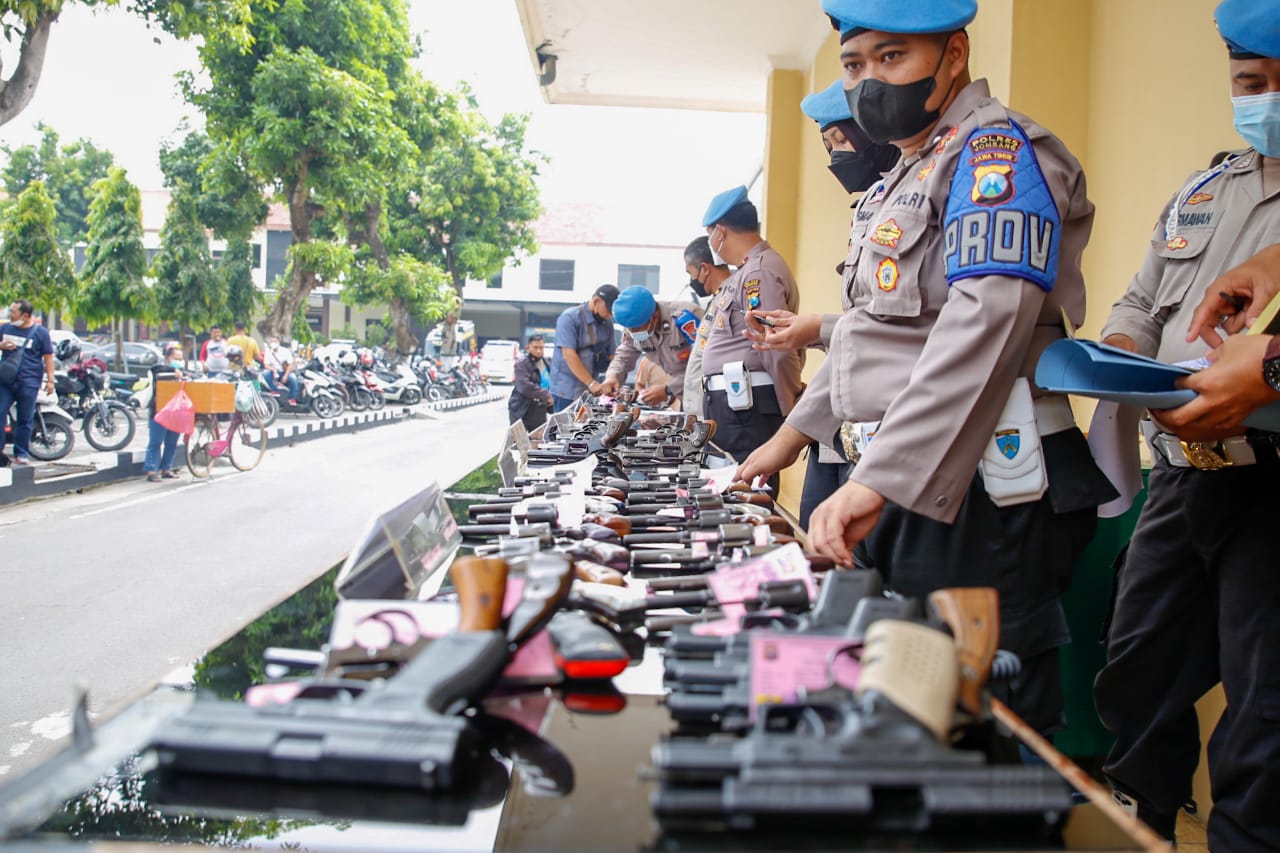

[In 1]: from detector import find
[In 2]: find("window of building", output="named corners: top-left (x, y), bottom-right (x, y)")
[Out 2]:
top-left (618, 264), bottom-right (660, 293)
top-left (539, 259), bottom-right (575, 291)
top-left (488, 270), bottom-right (504, 289)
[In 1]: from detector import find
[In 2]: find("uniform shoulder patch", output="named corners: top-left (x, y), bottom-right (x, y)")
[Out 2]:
top-left (943, 120), bottom-right (1061, 292)
top-left (744, 279), bottom-right (762, 310)
top-left (673, 308), bottom-right (700, 345)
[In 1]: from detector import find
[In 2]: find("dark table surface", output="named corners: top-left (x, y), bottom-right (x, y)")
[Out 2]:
top-left (0, 457), bottom-right (1143, 851)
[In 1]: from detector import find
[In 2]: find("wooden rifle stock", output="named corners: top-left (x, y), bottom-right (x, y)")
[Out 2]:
top-left (926, 587), bottom-right (999, 717)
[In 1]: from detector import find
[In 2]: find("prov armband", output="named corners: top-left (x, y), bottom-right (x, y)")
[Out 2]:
top-left (673, 309), bottom-right (700, 346)
top-left (943, 121), bottom-right (1062, 292)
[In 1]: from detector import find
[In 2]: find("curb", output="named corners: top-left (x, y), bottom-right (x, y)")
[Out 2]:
top-left (0, 391), bottom-right (505, 507)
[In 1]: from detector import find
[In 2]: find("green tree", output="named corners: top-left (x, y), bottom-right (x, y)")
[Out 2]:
top-left (0, 1), bottom-right (251, 127)
top-left (77, 167), bottom-right (150, 370)
top-left (0, 179), bottom-right (75, 314)
top-left (342, 252), bottom-right (454, 354)
top-left (188, 0), bottom-right (416, 339)
top-left (1, 122), bottom-right (114, 244)
top-left (151, 189), bottom-right (219, 361)
top-left (219, 237), bottom-right (258, 326)
top-left (410, 108), bottom-right (543, 299)
top-left (158, 129), bottom-right (266, 242)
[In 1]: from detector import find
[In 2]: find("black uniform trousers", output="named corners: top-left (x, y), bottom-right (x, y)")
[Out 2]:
top-left (704, 385), bottom-right (784, 491)
top-left (1095, 456), bottom-right (1280, 852)
top-left (799, 441), bottom-right (850, 530)
top-left (853, 428), bottom-right (1112, 735)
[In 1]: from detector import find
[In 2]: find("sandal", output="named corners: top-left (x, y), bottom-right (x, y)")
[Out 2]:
top-left (146, 473), bottom-right (162, 482)
top-left (160, 470), bottom-right (179, 479)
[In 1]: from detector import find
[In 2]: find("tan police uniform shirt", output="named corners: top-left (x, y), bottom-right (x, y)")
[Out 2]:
top-left (606, 300), bottom-right (704, 399)
top-left (786, 79), bottom-right (1094, 523)
top-left (700, 241), bottom-right (803, 413)
top-left (682, 275), bottom-right (737, 417)
top-left (1102, 149), bottom-right (1280, 363)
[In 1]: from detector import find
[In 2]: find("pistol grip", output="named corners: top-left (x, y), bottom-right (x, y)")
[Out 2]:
top-left (927, 587), bottom-right (1000, 716)
top-left (690, 420), bottom-right (715, 448)
top-left (450, 557), bottom-right (509, 632)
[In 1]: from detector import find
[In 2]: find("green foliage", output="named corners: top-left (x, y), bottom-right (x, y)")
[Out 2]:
top-left (343, 253), bottom-right (452, 323)
top-left (290, 300), bottom-right (315, 344)
top-left (287, 237), bottom-right (354, 284)
top-left (77, 168), bottom-right (150, 369)
top-left (1, 122), bottom-right (114, 244)
top-left (395, 102), bottom-right (543, 295)
top-left (0, 179), bottom-right (75, 311)
top-left (151, 188), bottom-right (221, 337)
top-left (158, 129), bottom-right (266, 242)
top-left (77, 167), bottom-right (150, 325)
top-left (363, 321), bottom-right (388, 348)
top-left (219, 238), bottom-right (258, 325)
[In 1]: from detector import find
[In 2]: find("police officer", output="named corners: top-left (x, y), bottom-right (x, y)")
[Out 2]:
top-left (738, 0), bottom-right (1113, 736)
top-left (600, 286), bottom-right (704, 406)
top-left (549, 284), bottom-right (620, 411)
top-left (699, 187), bottom-right (802, 467)
top-left (682, 236), bottom-right (734, 417)
top-left (1092, 3), bottom-right (1280, 845)
top-left (791, 78), bottom-right (900, 528)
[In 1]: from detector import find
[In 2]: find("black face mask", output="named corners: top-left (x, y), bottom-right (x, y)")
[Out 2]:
top-left (689, 272), bottom-right (709, 299)
top-left (829, 149), bottom-right (885, 194)
top-left (844, 48), bottom-right (951, 144)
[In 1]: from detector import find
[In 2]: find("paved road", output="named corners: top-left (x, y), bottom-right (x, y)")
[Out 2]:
top-left (0, 399), bottom-right (509, 779)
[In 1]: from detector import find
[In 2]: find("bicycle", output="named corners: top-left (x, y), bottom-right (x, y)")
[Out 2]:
top-left (185, 406), bottom-right (269, 476)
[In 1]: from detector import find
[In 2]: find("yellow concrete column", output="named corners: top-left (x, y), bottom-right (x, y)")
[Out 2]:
top-left (762, 68), bottom-right (806, 265)
top-left (762, 67), bottom-right (808, 515)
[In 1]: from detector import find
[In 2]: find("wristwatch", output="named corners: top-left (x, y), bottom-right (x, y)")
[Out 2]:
top-left (1264, 335), bottom-right (1280, 393)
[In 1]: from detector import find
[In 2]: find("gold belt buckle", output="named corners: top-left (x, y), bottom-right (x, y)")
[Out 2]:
top-left (839, 422), bottom-right (862, 465)
top-left (1179, 440), bottom-right (1231, 470)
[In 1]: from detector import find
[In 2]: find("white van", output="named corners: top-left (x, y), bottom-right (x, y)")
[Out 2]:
top-left (480, 339), bottom-right (521, 384)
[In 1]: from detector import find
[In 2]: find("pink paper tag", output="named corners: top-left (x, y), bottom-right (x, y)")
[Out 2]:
top-left (703, 543), bottom-right (816, 625)
top-left (748, 632), bottom-right (862, 720)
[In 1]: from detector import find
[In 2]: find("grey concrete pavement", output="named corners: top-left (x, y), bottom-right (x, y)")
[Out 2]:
top-left (0, 399), bottom-right (509, 779)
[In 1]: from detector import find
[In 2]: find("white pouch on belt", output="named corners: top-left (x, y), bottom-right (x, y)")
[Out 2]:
top-left (978, 377), bottom-right (1048, 508)
top-left (722, 361), bottom-right (753, 411)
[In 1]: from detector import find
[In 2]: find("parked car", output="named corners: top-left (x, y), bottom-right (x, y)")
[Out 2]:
top-left (480, 339), bottom-right (520, 384)
top-left (84, 341), bottom-right (163, 376)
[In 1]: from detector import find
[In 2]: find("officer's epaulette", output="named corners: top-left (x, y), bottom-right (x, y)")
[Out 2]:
top-left (1209, 150), bottom-right (1233, 168)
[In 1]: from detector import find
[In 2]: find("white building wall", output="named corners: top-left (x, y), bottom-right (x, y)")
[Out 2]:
top-left (461, 242), bottom-right (692, 304)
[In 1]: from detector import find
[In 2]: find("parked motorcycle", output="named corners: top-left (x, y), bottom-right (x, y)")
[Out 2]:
top-left (5, 397), bottom-right (76, 461)
top-left (54, 343), bottom-right (137, 452)
top-left (247, 365), bottom-right (345, 424)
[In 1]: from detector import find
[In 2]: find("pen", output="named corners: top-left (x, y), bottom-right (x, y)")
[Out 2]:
top-left (751, 313), bottom-right (776, 328)
top-left (1220, 291), bottom-right (1247, 312)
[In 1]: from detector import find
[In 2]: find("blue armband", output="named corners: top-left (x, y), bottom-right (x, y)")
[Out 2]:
top-left (673, 309), bottom-right (700, 346)
top-left (943, 121), bottom-right (1061, 292)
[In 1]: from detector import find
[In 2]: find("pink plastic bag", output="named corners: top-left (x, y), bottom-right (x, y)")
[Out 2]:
top-left (155, 386), bottom-right (195, 435)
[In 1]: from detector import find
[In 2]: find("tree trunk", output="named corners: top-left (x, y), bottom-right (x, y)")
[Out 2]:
top-left (112, 318), bottom-right (124, 373)
top-left (0, 11), bottom-right (58, 127)
top-left (388, 296), bottom-right (416, 355)
top-left (263, 167), bottom-right (318, 339)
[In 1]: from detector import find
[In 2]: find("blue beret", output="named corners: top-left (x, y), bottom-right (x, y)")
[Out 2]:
top-left (613, 286), bottom-right (657, 329)
top-left (1215, 0), bottom-right (1280, 59)
top-left (702, 185), bottom-right (749, 228)
top-left (801, 79), bottom-right (853, 130)
top-left (822, 0), bottom-right (977, 36)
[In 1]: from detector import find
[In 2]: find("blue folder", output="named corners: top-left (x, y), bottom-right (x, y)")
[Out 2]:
top-left (1036, 338), bottom-right (1280, 431)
